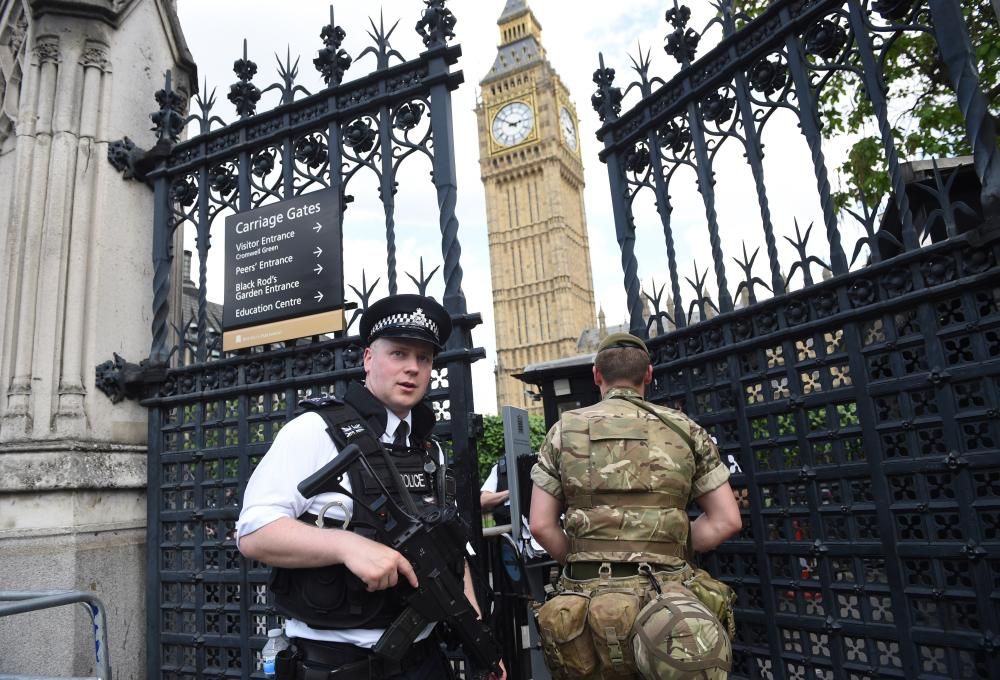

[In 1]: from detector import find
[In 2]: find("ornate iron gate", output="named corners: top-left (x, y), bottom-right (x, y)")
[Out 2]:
top-left (593, 1), bottom-right (999, 678)
top-left (105, 4), bottom-right (486, 678)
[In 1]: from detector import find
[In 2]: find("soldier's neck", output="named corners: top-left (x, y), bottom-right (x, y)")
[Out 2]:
top-left (601, 384), bottom-right (645, 399)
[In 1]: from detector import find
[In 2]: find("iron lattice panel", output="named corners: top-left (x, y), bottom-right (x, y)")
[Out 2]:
top-left (653, 235), bottom-right (1000, 680)
top-left (149, 339), bottom-right (465, 680)
top-left (590, 0), bottom-right (1000, 676)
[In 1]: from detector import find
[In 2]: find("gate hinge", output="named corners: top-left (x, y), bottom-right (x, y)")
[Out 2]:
top-left (95, 353), bottom-right (169, 403)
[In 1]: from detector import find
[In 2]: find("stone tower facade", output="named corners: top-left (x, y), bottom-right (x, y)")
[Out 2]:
top-left (0, 1), bottom-right (193, 676)
top-left (476, 0), bottom-right (596, 414)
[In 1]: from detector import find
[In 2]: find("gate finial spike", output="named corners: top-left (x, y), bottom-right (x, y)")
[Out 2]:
top-left (228, 39), bottom-right (261, 118)
top-left (315, 6), bottom-right (352, 86)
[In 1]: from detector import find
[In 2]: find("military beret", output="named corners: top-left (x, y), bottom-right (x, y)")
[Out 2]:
top-left (596, 332), bottom-right (649, 354)
top-left (359, 294), bottom-right (452, 351)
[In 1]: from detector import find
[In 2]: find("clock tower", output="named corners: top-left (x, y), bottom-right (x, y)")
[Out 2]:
top-left (476, 0), bottom-right (596, 414)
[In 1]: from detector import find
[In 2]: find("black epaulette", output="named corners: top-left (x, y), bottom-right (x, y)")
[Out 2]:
top-left (298, 394), bottom-right (343, 410)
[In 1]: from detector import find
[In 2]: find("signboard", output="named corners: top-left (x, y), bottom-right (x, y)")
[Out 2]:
top-left (222, 191), bottom-right (344, 351)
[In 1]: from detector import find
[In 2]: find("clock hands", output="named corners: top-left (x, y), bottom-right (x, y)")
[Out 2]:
top-left (492, 101), bottom-right (533, 146)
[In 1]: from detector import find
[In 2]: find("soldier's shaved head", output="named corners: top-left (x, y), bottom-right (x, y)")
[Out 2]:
top-left (594, 345), bottom-right (650, 386)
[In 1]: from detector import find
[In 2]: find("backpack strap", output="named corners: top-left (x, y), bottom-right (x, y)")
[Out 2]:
top-left (611, 393), bottom-right (695, 451)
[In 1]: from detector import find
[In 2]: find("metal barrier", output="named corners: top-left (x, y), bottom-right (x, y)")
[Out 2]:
top-left (0, 591), bottom-right (111, 680)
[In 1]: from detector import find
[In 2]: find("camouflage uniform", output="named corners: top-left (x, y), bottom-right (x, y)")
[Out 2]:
top-left (531, 386), bottom-right (734, 679)
top-left (530, 386), bottom-right (730, 566)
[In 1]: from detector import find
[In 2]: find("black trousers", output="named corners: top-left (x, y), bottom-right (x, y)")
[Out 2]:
top-left (291, 636), bottom-right (454, 680)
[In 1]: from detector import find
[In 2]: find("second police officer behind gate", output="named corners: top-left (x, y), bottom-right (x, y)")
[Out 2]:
top-left (481, 459), bottom-right (546, 559)
top-left (237, 294), bottom-right (505, 680)
top-left (529, 332), bottom-right (742, 680)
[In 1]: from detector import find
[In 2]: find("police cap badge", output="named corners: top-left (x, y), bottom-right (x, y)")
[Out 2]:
top-left (359, 294), bottom-right (452, 352)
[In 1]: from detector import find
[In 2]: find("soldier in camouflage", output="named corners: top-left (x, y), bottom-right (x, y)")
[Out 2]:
top-left (529, 332), bottom-right (742, 679)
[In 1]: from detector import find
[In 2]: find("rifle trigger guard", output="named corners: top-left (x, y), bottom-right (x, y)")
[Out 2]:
top-left (315, 500), bottom-right (351, 530)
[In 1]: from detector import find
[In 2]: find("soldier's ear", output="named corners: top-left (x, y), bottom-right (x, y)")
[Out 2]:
top-left (643, 364), bottom-right (653, 385)
top-left (592, 365), bottom-right (603, 387)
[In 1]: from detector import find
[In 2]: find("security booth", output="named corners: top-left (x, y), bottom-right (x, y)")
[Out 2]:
top-left (876, 156), bottom-right (986, 260)
top-left (514, 354), bottom-right (600, 429)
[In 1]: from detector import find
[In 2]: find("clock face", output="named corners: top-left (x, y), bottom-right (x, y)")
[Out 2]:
top-left (492, 101), bottom-right (535, 147)
top-left (559, 107), bottom-right (578, 151)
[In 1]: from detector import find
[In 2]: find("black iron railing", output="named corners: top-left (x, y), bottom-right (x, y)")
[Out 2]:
top-left (106, 4), bottom-right (486, 678)
top-left (594, 1), bottom-right (999, 678)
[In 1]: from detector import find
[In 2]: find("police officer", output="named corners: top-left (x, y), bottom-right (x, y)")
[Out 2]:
top-left (479, 459), bottom-right (511, 526)
top-left (481, 460), bottom-right (546, 559)
top-left (237, 294), bottom-right (505, 680)
top-left (529, 332), bottom-right (741, 679)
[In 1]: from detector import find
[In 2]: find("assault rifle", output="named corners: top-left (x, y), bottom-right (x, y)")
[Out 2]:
top-left (298, 443), bottom-right (503, 680)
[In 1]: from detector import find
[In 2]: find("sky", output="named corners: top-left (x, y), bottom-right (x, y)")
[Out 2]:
top-left (174, 1), bottom-right (863, 414)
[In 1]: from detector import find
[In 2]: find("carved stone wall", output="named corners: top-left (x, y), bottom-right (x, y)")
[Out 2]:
top-left (0, 1), bottom-right (193, 677)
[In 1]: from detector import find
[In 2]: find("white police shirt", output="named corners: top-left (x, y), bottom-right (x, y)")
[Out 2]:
top-left (237, 408), bottom-right (440, 647)
top-left (480, 462), bottom-right (546, 558)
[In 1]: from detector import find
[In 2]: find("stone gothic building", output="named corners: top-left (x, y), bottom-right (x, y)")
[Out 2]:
top-left (0, 1), bottom-right (193, 676)
top-left (476, 0), bottom-right (597, 414)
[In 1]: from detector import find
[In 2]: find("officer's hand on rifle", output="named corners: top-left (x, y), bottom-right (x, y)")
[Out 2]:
top-left (341, 532), bottom-right (419, 591)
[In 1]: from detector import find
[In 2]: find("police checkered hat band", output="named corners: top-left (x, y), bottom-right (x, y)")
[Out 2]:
top-left (359, 294), bottom-right (452, 351)
top-left (370, 308), bottom-right (439, 339)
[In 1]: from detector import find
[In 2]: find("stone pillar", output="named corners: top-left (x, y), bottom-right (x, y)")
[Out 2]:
top-left (0, 0), bottom-right (193, 677)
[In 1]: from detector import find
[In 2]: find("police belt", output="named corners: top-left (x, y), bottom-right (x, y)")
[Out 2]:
top-left (567, 560), bottom-right (679, 580)
top-left (290, 636), bottom-right (440, 679)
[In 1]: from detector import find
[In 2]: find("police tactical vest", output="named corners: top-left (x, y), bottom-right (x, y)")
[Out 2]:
top-left (558, 390), bottom-right (695, 565)
top-left (268, 382), bottom-right (462, 630)
top-left (491, 457), bottom-right (511, 526)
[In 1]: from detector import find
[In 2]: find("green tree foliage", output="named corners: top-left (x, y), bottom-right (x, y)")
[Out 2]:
top-left (477, 414), bottom-right (548, 481)
top-left (735, 0), bottom-right (999, 210)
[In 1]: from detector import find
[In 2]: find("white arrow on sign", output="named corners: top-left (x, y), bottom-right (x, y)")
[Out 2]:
top-left (313, 246), bottom-right (323, 257)
top-left (314, 291), bottom-right (324, 302)
top-left (313, 222), bottom-right (322, 233)
top-left (313, 264), bottom-right (324, 275)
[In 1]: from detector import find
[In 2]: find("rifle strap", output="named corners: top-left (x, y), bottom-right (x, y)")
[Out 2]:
top-left (311, 401), bottom-right (447, 516)
top-left (309, 402), bottom-right (411, 522)
top-left (612, 393), bottom-right (695, 450)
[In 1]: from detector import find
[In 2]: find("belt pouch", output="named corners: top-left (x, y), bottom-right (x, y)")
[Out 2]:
top-left (535, 590), bottom-right (598, 679)
top-left (273, 646), bottom-right (300, 680)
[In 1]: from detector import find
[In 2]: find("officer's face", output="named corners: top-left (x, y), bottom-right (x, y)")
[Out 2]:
top-left (363, 338), bottom-right (434, 418)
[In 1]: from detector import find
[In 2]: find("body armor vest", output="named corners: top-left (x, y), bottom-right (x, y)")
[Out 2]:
top-left (558, 393), bottom-right (695, 565)
top-left (268, 383), bottom-right (463, 630)
top-left (491, 457), bottom-right (511, 525)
